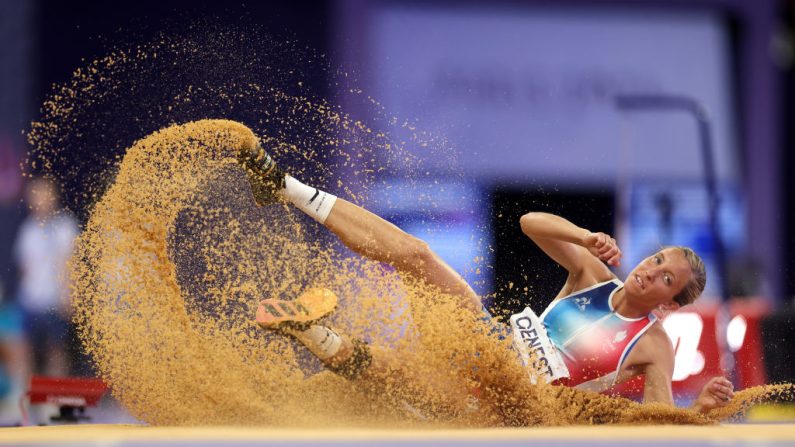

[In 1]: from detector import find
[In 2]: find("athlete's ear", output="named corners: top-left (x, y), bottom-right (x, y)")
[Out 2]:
top-left (659, 301), bottom-right (680, 313)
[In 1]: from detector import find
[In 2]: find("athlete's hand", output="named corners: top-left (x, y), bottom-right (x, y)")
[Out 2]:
top-left (583, 231), bottom-right (622, 266)
top-left (692, 376), bottom-right (734, 413)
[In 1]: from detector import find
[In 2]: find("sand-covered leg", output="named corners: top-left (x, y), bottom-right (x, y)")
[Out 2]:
top-left (323, 199), bottom-right (481, 311)
top-left (257, 288), bottom-right (372, 380)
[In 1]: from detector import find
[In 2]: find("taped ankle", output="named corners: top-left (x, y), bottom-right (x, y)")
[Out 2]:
top-left (327, 339), bottom-right (372, 380)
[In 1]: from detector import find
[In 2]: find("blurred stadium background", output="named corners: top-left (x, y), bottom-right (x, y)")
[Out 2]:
top-left (0, 0), bottom-right (794, 429)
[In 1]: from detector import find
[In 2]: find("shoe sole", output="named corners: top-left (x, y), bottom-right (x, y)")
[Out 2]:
top-left (256, 288), bottom-right (338, 329)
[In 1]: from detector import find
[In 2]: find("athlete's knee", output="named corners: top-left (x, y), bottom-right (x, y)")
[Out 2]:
top-left (397, 235), bottom-right (434, 266)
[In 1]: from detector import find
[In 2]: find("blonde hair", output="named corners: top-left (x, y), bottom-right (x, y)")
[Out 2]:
top-left (672, 246), bottom-right (706, 307)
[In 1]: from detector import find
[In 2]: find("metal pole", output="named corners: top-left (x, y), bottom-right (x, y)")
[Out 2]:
top-left (614, 94), bottom-right (729, 304)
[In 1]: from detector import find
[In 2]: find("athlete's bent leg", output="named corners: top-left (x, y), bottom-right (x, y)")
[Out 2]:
top-left (257, 289), bottom-right (468, 418)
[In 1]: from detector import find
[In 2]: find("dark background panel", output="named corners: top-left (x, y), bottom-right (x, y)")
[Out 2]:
top-left (488, 188), bottom-right (615, 319)
top-left (35, 0), bottom-right (331, 103)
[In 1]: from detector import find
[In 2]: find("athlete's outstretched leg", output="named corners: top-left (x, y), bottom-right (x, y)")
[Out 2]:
top-left (238, 144), bottom-right (482, 311)
top-left (323, 199), bottom-right (481, 310)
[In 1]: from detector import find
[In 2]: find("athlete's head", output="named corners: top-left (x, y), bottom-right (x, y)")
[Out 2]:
top-left (624, 246), bottom-right (706, 311)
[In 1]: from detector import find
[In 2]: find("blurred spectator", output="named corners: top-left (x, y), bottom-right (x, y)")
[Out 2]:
top-left (0, 137), bottom-right (25, 424)
top-left (13, 177), bottom-right (78, 377)
top-left (0, 282), bottom-right (25, 425)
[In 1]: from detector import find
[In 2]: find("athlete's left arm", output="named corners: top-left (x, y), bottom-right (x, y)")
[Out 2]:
top-left (637, 325), bottom-right (676, 406)
top-left (637, 326), bottom-right (735, 413)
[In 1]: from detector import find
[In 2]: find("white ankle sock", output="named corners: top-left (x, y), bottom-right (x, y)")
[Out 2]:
top-left (288, 325), bottom-right (343, 360)
top-left (283, 176), bottom-right (337, 224)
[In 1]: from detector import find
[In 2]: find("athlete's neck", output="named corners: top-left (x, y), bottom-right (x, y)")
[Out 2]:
top-left (611, 288), bottom-right (652, 319)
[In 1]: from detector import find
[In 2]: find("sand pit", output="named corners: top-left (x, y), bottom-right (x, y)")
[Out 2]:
top-left (2, 424), bottom-right (795, 446)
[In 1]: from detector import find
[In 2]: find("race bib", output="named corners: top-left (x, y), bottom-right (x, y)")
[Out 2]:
top-left (509, 307), bottom-right (570, 384)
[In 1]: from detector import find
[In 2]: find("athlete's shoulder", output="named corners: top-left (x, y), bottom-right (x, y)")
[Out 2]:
top-left (643, 322), bottom-right (671, 342)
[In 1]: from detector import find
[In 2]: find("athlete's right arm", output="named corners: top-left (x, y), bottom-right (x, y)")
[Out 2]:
top-left (519, 212), bottom-right (620, 278)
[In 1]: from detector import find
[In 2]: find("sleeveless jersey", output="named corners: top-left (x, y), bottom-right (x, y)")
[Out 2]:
top-left (540, 279), bottom-right (657, 392)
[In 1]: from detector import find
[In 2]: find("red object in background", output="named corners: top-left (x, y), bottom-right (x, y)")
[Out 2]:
top-left (607, 299), bottom-right (769, 402)
top-left (670, 303), bottom-right (724, 399)
top-left (729, 298), bottom-right (771, 389)
top-left (22, 376), bottom-right (108, 425)
top-left (27, 376), bottom-right (107, 406)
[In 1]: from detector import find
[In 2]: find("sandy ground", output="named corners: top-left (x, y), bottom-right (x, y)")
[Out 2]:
top-left (1, 424), bottom-right (794, 446)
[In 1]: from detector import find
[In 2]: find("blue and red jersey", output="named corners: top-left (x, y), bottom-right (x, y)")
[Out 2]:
top-left (540, 279), bottom-right (657, 392)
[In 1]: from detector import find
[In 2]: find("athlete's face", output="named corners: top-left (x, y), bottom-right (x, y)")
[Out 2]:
top-left (624, 247), bottom-right (692, 308)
